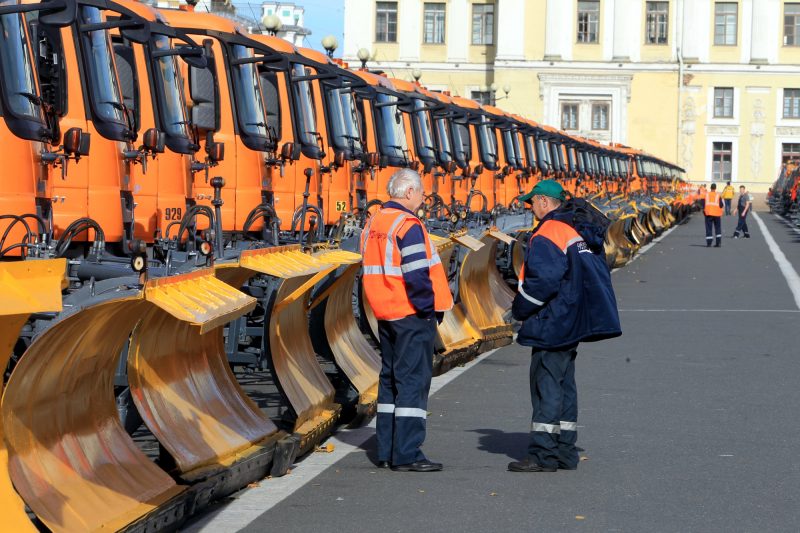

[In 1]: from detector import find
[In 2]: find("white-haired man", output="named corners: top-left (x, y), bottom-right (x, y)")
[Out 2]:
top-left (360, 168), bottom-right (453, 472)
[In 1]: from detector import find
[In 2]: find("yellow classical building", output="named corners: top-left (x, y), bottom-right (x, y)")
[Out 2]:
top-left (342, 0), bottom-right (800, 191)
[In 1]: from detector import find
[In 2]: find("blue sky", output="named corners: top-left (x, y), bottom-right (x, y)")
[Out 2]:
top-left (232, 1), bottom-right (345, 53)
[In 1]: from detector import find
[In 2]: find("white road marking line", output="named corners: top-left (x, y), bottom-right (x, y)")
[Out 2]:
top-left (183, 348), bottom-right (500, 532)
top-left (752, 211), bottom-right (800, 310)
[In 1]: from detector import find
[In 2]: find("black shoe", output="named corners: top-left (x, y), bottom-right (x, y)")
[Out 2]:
top-left (714, 243), bottom-right (721, 247)
top-left (376, 461), bottom-right (391, 469)
top-left (557, 463), bottom-right (578, 471)
top-left (745, 234), bottom-right (750, 238)
top-left (706, 243), bottom-right (712, 247)
top-left (391, 459), bottom-right (443, 472)
top-left (507, 458), bottom-right (557, 472)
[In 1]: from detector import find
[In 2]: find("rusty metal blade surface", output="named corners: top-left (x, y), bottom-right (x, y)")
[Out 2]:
top-left (238, 245), bottom-right (330, 278)
top-left (313, 250), bottom-right (380, 403)
top-left (0, 261), bottom-right (67, 531)
top-left (144, 269), bottom-right (256, 335)
top-left (128, 307), bottom-right (279, 475)
top-left (3, 294), bottom-right (183, 532)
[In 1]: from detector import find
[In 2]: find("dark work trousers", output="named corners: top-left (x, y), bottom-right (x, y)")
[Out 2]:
top-left (376, 315), bottom-right (437, 465)
top-left (528, 348), bottom-right (579, 469)
top-left (724, 198), bottom-right (732, 215)
top-left (705, 215), bottom-right (722, 246)
top-left (734, 212), bottom-right (750, 237)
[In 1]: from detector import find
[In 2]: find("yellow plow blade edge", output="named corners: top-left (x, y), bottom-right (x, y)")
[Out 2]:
top-left (3, 291), bottom-right (184, 533)
top-left (128, 269), bottom-right (281, 478)
top-left (0, 259), bottom-right (66, 533)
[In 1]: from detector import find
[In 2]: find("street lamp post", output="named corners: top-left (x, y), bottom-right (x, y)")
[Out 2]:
top-left (412, 69), bottom-right (422, 83)
top-left (489, 83), bottom-right (511, 106)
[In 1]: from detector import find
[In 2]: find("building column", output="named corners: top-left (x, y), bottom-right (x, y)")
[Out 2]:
top-left (398, 0), bottom-right (422, 61)
top-left (342, 0), bottom-right (373, 59)
top-left (611, 0), bottom-right (640, 61)
top-left (495, 0), bottom-right (525, 60)
top-left (447, 0), bottom-right (468, 63)
top-left (544, 0), bottom-right (571, 60)
top-left (680, 0), bottom-right (710, 62)
top-left (750, 0), bottom-right (779, 64)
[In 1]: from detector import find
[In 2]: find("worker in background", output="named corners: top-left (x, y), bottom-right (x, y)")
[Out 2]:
top-left (721, 181), bottom-right (735, 215)
top-left (509, 180), bottom-right (621, 473)
top-left (360, 168), bottom-right (453, 473)
top-left (733, 185), bottom-right (753, 238)
top-left (701, 183), bottom-right (724, 247)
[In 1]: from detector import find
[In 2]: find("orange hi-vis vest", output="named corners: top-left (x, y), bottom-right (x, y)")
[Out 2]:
top-left (704, 191), bottom-right (723, 216)
top-left (360, 207), bottom-right (454, 321)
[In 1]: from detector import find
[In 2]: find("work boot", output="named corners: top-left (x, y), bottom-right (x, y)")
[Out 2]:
top-left (507, 458), bottom-right (556, 472)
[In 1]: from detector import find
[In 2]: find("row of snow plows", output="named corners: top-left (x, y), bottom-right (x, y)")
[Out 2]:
top-left (0, 0), bottom-right (692, 530)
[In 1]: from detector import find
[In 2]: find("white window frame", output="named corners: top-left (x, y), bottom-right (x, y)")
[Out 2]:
top-left (423, 3), bottom-right (446, 44)
top-left (706, 136), bottom-right (738, 183)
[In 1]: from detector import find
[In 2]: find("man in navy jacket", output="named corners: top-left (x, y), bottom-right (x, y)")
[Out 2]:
top-left (509, 180), bottom-right (621, 473)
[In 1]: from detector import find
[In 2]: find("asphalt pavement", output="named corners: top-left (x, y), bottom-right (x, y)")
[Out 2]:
top-left (186, 209), bottom-right (800, 533)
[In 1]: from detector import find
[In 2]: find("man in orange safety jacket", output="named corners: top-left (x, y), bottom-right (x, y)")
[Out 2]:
top-left (360, 168), bottom-right (453, 472)
top-left (702, 183), bottom-right (725, 247)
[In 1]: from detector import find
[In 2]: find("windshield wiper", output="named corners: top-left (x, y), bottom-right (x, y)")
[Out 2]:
top-left (16, 91), bottom-right (42, 107)
top-left (246, 121), bottom-right (267, 128)
top-left (102, 100), bottom-right (125, 110)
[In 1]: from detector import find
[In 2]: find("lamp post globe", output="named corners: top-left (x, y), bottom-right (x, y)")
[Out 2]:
top-left (322, 35), bottom-right (338, 57)
top-left (357, 47), bottom-right (370, 69)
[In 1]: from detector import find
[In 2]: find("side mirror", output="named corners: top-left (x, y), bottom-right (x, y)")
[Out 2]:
top-left (206, 131), bottom-right (224, 163)
top-left (143, 128), bottom-right (165, 154)
top-left (444, 161), bottom-right (457, 173)
top-left (64, 127), bottom-right (90, 158)
top-left (474, 163), bottom-right (484, 175)
top-left (409, 160), bottom-right (420, 171)
top-left (334, 150), bottom-right (346, 167)
top-left (366, 151), bottom-right (380, 167)
top-left (423, 161), bottom-right (433, 174)
top-left (281, 141), bottom-right (296, 160)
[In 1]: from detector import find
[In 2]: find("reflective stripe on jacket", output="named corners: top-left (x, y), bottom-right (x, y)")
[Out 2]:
top-left (361, 206), bottom-right (454, 321)
top-left (704, 192), bottom-right (723, 216)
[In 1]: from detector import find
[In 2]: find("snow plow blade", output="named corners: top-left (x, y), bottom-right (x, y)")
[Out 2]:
top-left (216, 246), bottom-right (341, 455)
top-left (0, 260), bottom-right (66, 533)
top-left (127, 269), bottom-right (287, 483)
top-left (311, 250), bottom-right (380, 421)
top-left (430, 234), bottom-right (482, 373)
top-left (2, 288), bottom-right (186, 533)
top-left (458, 231), bottom-right (514, 349)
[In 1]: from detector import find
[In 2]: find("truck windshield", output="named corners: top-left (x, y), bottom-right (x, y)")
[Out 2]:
top-left (0, 10), bottom-right (42, 122)
top-left (502, 128), bottom-right (516, 168)
top-left (374, 92), bottom-right (407, 159)
top-left (230, 44), bottom-right (268, 140)
top-left (433, 116), bottom-right (453, 164)
top-left (476, 115), bottom-right (497, 165)
top-left (79, 6), bottom-right (126, 125)
top-left (292, 62), bottom-right (319, 148)
top-left (151, 34), bottom-right (190, 140)
top-left (524, 134), bottom-right (537, 168)
top-left (451, 117), bottom-right (471, 165)
top-left (325, 86), bottom-right (363, 154)
top-left (411, 98), bottom-right (435, 160)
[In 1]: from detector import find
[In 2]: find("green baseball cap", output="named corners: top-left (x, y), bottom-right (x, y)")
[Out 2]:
top-left (519, 180), bottom-right (566, 204)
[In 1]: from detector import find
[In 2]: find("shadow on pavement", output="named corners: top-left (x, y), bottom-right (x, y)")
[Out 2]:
top-left (470, 429), bottom-right (529, 459)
